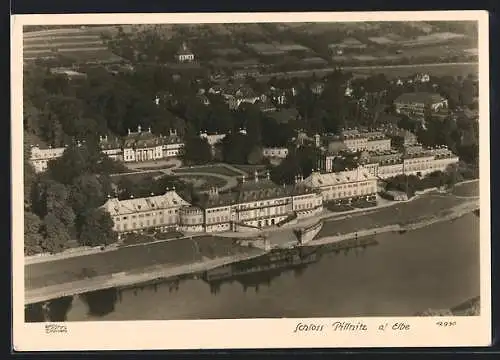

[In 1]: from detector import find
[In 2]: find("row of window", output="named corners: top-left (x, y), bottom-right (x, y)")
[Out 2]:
top-left (405, 158), bottom-right (434, 165)
top-left (379, 166), bottom-right (403, 174)
top-left (206, 215), bottom-right (230, 224)
top-left (115, 209), bottom-right (177, 222)
top-left (182, 217), bottom-right (204, 224)
top-left (240, 205), bottom-right (288, 220)
top-left (294, 202), bottom-right (316, 210)
top-left (207, 207), bottom-right (229, 214)
top-left (239, 199), bottom-right (289, 210)
top-left (324, 188), bottom-right (375, 200)
top-left (115, 217), bottom-right (176, 231)
top-left (326, 182), bottom-right (376, 191)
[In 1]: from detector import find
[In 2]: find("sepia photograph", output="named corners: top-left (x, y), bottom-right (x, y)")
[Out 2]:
top-left (12, 11), bottom-right (490, 350)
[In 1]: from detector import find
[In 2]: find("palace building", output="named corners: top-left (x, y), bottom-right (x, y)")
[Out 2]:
top-left (340, 129), bottom-right (392, 152)
top-left (122, 126), bottom-right (164, 162)
top-left (262, 147), bottom-right (289, 159)
top-left (191, 171), bottom-right (323, 233)
top-left (175, 42), bottom-right (195, 63)
top-left (101, 188), bottom-right (191, 234)
top-left (29, 126), bottom-right (186, 172)
top-left (302, 167), bottom-right (378, 203)
top-left (103, 170), bottom-right (324, 235)
top-left (99, 135), bottom-right (123, 161)
top-left (360, 145), bottom-right (459, 179)
top-left (29, 145), bottom-right (66, 173)
top-left (99, 127), bottom-right (184, 163)
top-left (394, 92), bottom-right (448, 122)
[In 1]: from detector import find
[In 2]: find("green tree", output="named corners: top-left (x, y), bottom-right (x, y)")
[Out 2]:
top-left (24, 211), bottom-right (44, 255)
top-left (270, 151), bottom-right (301, 185)
top-left (182, 136), bottom-right (212, 164)
top-left (32, 178), bottom-right (74, 227)
top-left (77, 208), bottom-right (117, 247)
top-left (221, 133), bottom-right (253, 164)
top-left (24, 133), bottom-right (37, 211)
top-left (23, 100), bottom-right (41, 136)
top-left (69, 174), bottom-right (106, 214)
top-left (41, 213), bottom-right (71, 254)
top-left (247, 145), bottom-right (264, 165)
top-left (38, 107), bottom-right (65, 147)
top-left (460, 79), bottom-right (475, 106)
top-left (48, 143), bottom-right (103, 185)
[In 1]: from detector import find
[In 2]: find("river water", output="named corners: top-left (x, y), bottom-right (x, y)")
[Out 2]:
top-left (25, 213), bottom-right (480, 321)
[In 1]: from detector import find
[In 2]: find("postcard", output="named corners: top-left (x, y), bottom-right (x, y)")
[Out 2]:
top-left (12, 10), bottom-right (491, 350)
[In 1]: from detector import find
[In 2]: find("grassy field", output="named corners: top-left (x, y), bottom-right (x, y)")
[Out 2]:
top-left (174, 165), bottom-right (241, 177)
top-left (121, 231), bottom-right (184, 246)
top-left (452, 181), bottom-right (479, 197)
top-left (318, 194), bottom-right (468, 238)
top-left (25, 236), bottom-right (258, 290)
top-left (230, 164), bottom-right (268, 176)
top-left (111, 172), bottom-right (164, 184)
top-left (23, 27), bottom-right (124, 63)
top-left (130, 163), bottom-right (177, 171)
top-left (177, 175), bottom-right (227, 191)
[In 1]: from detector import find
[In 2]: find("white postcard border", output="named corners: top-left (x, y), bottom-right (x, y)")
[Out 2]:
top-left (11, 11), bottom-right (491, 351)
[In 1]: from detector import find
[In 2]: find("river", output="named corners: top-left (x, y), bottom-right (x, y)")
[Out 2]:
top-left (25, 213), bottom-right (480, 321)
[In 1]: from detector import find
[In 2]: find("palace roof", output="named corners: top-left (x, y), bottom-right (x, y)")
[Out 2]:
top-left (302, 168), bottom-right (375, 188)
top-left (196, 174), bottom-right (315, 210)
top-left (99, 135), bottom-right (122, 150)
top-left (102, 190), bottom-right (190, 216)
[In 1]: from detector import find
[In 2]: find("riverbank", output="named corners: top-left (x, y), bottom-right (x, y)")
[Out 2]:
top-left (416, 296), bottom-right (480, 316)
top-left (44, 213), bottom-right (479, 322)
top-left (303, 199), bottom-right (478, 247)
top-left (25, 198), bottom-right (478, 305)
top-left (24, 179), bottom-right (478, 265)
top-left (25, 250), bottom-right (266, 305)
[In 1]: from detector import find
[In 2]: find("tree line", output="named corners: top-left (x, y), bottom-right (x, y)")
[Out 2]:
top-left (23, 58), bottom-right (479, 255)
top-left (24, 138), bottom-right (119, 255)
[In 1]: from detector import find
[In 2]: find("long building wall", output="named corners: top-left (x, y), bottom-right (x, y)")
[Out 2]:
top-left (102, 186), bottom-right (324, 236)
top-left (30, 140), bottom-right (184, 173)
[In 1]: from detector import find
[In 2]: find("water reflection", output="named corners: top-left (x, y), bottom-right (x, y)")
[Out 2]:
top-left (24, 296), bottom-right (74, 323)
top-left (25, 236), bottom-right (378, 322)
top-left (80, 288), bottom-right (119, 317)
top-left (46, 296), bottom-right (73, 321)
top-left (203, 236), bottom-right (377, 295)
top-left (25, 303), bottom-right (45, 322)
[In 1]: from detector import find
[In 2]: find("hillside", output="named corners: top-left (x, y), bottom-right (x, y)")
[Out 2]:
top-left (23, 26), bottom-right (125, 64)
